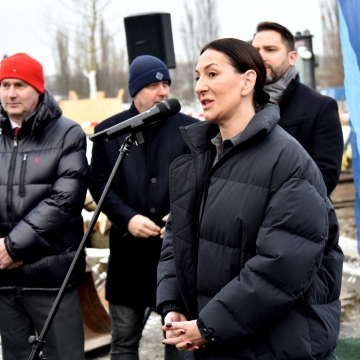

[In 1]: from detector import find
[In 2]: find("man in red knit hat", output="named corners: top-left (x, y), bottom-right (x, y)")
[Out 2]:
top-left (0, 53), bottom-right (88, 359)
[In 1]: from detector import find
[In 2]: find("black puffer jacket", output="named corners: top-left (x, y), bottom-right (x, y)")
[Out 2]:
top-left (157, 104), bottom-right (343, 359)
top-left (0, 90), bottom-right (88, 291)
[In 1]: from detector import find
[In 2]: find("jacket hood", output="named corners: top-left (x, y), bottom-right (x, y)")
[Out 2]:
top-left (180, 103), bottom-right (280, 154)
top-left (0, 89), bottom-right (62, 136)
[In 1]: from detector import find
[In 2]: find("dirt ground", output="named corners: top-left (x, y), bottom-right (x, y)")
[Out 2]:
top-left (335, 205), bottom-right (360, 341)
top-left (336, 206), bottom-right (357, 240)
top-left (85, 312), bottom-right (164, 359)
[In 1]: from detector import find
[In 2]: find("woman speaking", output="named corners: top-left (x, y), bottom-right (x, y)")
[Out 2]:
top-left (157, 38), bottom-right (343, 360)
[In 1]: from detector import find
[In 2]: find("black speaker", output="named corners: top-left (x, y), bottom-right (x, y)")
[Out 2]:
top-left (124, 12), bottom-right (176, 69)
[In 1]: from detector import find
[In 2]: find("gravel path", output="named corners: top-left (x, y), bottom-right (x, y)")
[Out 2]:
top-left (85, 311), bottom-right (164, 360)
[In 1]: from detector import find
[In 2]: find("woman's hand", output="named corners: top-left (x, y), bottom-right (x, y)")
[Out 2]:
top-left (163, 311), bottom-right (188, 339)
top-left (162, 319), bottom-right (207, 351)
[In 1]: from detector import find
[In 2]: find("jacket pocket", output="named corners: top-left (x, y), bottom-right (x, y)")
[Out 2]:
top-left (19, 153), bottom-right (28, 197)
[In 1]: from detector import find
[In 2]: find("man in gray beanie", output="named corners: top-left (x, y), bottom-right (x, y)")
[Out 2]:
top-left (89, 55), bottom-right (198, 360)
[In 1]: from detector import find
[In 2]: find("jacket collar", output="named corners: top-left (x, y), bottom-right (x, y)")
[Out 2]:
top-left (278, 74), bottom-right (300, 108)
top-left (129, 101), bottom-right (140, 116)
top-left (181, 103), bottom-right (281, 154)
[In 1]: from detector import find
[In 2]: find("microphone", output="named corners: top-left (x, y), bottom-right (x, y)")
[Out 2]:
top-left (89, 98), bottom-right (181, 142)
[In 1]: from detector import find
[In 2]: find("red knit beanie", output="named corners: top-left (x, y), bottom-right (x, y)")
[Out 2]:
top-left (0, 53), bottom-right (45, 94)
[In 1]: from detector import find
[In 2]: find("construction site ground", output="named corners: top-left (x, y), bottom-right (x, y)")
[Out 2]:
top-left (334, 205), bottom-right (360, 359)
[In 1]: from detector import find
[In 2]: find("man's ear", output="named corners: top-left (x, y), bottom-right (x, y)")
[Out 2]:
top-left (289, 50), bottom-right (298, 66)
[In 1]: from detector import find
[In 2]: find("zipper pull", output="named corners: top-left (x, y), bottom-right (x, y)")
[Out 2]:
top-left (13, 127), bottom-right (20, 148)
top-left (23, 154), bottom-right (27, 161)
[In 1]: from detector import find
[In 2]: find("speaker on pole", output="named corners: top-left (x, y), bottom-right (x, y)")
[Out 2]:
top-left (124, 12), bottom-right (176, 68)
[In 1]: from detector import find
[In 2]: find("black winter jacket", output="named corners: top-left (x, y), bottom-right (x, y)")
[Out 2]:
top-left (157, 104), bottom-right (343, 359)
top-left (0, 90), bottom-right (88, 291)
top-left (278, 76), bottom-right (343, 195)
top-left (89, 102), bottom-right (198, 308)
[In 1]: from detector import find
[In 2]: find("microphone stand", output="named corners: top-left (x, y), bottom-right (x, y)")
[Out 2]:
top-left (28, 131), bottom-right (144, 360)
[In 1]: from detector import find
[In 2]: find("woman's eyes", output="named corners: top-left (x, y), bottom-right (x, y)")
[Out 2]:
top-left (195, 71), bottom-right (218, 81)
top-left (195, 72), bottom-right (217, 80)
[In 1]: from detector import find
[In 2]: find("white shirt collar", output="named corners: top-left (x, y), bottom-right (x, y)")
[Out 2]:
top-left (9, 119), bottom-right (21, 130)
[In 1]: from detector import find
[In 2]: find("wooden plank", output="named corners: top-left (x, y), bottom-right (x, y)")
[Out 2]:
top-left (332, 170), bottom-right (356, 205)
top-left (78, 270), bottom-right (111, 352)
top-left (84, 329), bottom-right (111, 353)
top-left (331, 181), bottom-right (356, 204)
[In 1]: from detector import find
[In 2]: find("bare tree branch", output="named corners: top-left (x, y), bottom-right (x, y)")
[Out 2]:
top-left (180, 0), bottom-right (220, 103)
top-left (52, 0), bottom-right (122, 98)
top-left (317, 0), bottom-right (344, 87)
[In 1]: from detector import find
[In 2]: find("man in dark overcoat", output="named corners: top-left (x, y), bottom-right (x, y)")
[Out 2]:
top-left (252, 21), bottom-right (343, 195)
top-left (89, 55), bottom-right (197, 360)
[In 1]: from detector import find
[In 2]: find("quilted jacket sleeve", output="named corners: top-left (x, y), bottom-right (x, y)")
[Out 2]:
top-left (157, 213), bottom-right (186, 315)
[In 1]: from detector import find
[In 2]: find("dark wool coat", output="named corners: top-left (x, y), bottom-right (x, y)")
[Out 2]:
top-left (0, 90), bottom-right (88, 291)
top-left (157, 104), bottom-right (343, 359)
top-left (89, 102), bottom-right (198, 308)
top-left (278, 76), bottom-right (343, 195)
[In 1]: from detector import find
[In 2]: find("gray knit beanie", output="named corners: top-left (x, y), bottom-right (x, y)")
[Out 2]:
top-left (128, 55), bottom-right (171, 97)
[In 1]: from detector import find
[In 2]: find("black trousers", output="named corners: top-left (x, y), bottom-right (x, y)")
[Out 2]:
top-left (109, 303), bottom-right (185, 360)
top-left (0, 287), bottom-right (84, 360)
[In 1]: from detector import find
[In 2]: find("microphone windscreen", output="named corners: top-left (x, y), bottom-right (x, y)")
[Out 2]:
top-left (157, 99), bottom-right (181, 119)
top-left (166, 98), bottom-right (181, 115)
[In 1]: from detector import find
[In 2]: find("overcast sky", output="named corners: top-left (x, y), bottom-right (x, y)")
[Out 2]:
top-left (1, 0), bottom-right (325, 76)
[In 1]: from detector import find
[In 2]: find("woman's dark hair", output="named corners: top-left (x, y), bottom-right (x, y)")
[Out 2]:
top-left (200, 38), bottom-right (270, 110)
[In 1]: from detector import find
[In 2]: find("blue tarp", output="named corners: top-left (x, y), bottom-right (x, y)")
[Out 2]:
top-left (338, 0), bottom-right (360, 253)
top-left (319, 87), bottom-right (346, 101)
